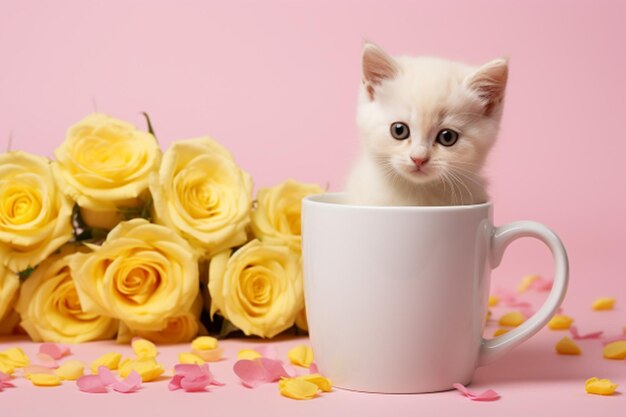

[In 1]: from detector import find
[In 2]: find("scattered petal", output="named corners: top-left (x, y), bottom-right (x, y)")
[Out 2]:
top-left (118, 357), bottom-right (164, 382)
top-left (547, 315), bottom-right (574, 330)
top-left (493, 328), bottom-right (509, 337)
top-left (254, 345), bottom-right (279, 359)
top-left (233, 358), bottom-right (288, 388)
top-left (23, 365), bottom-right (56, 376)
top-left (55, 360), bottom-right (85, 380)
top-left (603, 341), bottom-right (626, 359)
top-left (77, 375), bottom-right (108, 393)
top-left (0, 347), bottom-right (30, 368)
top-left (296, 374), bottom-right (332, 392)
top-left (28, 373), bottom-right (62, 387)
top-left (556, 337), bottom-right (581, 355)
top-left (0, 360), bottom-right (14, 375)
top-left (601, 334), bottom-right (626, 345)
top-left (91, 352), bottom-right (122, 374)
top-left (453, 383), bottom-right (500, 401)
top-left (96, 366), bottom-right (119, 386)
top-left (585, 377), bottom-right (618, 395)
top-left (592, 298), bottom-right (616, 311)
top-left (517, 275), bottom-right (540, 293)
top-left (0, 371), bottom-right (15, 391)
top-left (39, 343), bottom-right (71, 360)
top-left (36, 353), bottom-right (59, 369)
top-left (237, 349), bottom-right (262, 360)
top-left (191, 336), bottom-right (218, 351)
top-left (287, 345), bottom-right (314, 368)
top-left (132, 338), bottom-right (158, 359)
top-left (569, 326), bottom-right (603, 340)
top-left (112, 371), bottom-right (142, 393)
top-left (169, 363), bottom-right (223, 392)
top-left (179, 352), bottom-right (205, 365)
top-left (488, 295), bottom-right (499, 307)
top-left (309, 363), bottom-right (319, 374)
top-left (279, 378), bottom-right (319, 400)
top-left (499, 311), bottom-right (525, 327)
top-left (191, 347), bottom-right (224, 362)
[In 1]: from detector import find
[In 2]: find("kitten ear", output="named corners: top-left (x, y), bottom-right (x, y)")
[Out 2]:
top-left (465, 58), bottom-right (509, 116)
top-left (362, 43), bottom-right (398, 100)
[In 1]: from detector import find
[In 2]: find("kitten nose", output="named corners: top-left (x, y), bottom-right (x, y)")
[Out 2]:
top-left (410, 156), bottom-right (430, 167)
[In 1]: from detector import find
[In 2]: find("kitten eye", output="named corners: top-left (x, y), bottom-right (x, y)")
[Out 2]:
top-left (435, 129), bottom-right (459, 147)
top-left (390, 122), bottom-right (410, 140)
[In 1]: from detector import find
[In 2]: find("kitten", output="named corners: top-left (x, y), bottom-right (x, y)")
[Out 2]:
top-left (345, 43), bottom-right (508, 206)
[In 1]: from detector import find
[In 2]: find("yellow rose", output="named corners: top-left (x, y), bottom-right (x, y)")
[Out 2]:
top-left (150, 137), bottom-right (253, 258)
top-left (209, 239), bottom-right (303, 338)
top-left (0, 151), bottom-right (73, 272)
top-left (251, 180), bottom-right (324, 252)
top-left (0, 310), bottom-right (20, 336)
top-left (116, 296), bottom-right (203, 344)
top-left (0, 258), bottom-right (19, 324)
top-left (15, 247), bottom-right (117, 343)
top-left (53, 113), bottom-right (160, 225)
top-left (70, 219), bottom-right (199, 331)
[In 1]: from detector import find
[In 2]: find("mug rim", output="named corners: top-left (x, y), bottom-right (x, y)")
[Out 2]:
top-left (304, 192), bottom-right (492, 212)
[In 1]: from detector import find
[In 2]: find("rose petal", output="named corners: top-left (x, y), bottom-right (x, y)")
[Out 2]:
top-left (279, 378), bottom-right (319, 400)
top-left (233, 360), bottom-right (273, 388)
top-left (36, 353), bottom-right (59, 369)
top-left (23, 365), bottom-right (56, 376)
top-left (27, 373), bottom-right (62, 387)
top-left (112, 371), bottom-right (142, 393)
top-left (77, 375), bottom-right (108, 393)
top-left (259, 358), bottom-right (290, 380)
top-left (191, 348), bottom-right (224, 362)
top-left (254, 345), bottom-right (278, 359)
top-left (287, 345), bottom-right (314, 368)
top-left (309, 363), bottom-right (319, 374)
top-left (453, 383), bottom-right (500, 401)
top-left (0, 371), bottom-right (11, 382)
top-left (570, 326), bottom-right (603, 340)
top-left (39, 343), bottom-right (71, 360)
top-left (180, 375), bottom-right (211, 392)
top-left (97, 366), bottom-right (118, 386)
top-left (168, 374), bottom-right (184, 391)
top-left (54, 360), bottom-right (85, 381)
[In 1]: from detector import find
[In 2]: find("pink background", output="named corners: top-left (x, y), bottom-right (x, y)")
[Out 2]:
top-left (1, 0), bottom-right (625, 415)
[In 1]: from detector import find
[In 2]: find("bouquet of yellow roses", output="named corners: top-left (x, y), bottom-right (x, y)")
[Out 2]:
top-left (0, 113), bottom-right (323, 343)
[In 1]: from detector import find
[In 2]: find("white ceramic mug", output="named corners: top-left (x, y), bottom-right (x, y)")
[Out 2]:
top-left (302, 193), bottom-right (569, 393)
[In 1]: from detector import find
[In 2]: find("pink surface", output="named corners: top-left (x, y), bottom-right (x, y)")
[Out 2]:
top-left (1, 0), bottom-right (625, 415)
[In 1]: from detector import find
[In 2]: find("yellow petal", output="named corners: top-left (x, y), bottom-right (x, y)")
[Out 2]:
top-left (132, 338), bottom-right (158, 359)
top-left (493, 328), bottom-right (509, 337)
top-left (28, 373), bottom-right (62, 387)
top-left (279, 378), bottom-right (319, 400)
top-left (0, 359), bottom-right (15, 375)
top-left (585, 377), bottom-right (618, 395)
top-left (603, 341), bottom-right (626, 359)
top-left (296, 374), bottom-right (332, 392)
top-left (192, 348), bottom-right (224, 362)
top-left (91, 352), bottom-right (122, 374)
top-left (592, 298), bottom-right (616, 311)
top-left (287, 345), bottom-right (314, 368)
top-left (178, 352), bottom-right (205, 365)
top-left (488, 295), bottom-right (499, 307)
top-left (517, 274), bottom-right (540, 293)
top-left (556, 337), bottom-right (581, 355)
top-left (191, 336), bottom-right (218, 351)
top-left (0, 347), bottom-right (30, 368)
top-left (237, 349), bottom-right (262, 360)
top-left (547, 314), bottom-right (573, 330)
top-left (118, 357), bottom-right (164, 382)
top-left (54, 360), bottom-right (85, 380)
top-left (499, 311), bottom-right (525, 327)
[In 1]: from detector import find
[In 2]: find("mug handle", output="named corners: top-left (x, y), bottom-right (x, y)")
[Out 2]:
top-left (478, 221), bottom-right (569, 366)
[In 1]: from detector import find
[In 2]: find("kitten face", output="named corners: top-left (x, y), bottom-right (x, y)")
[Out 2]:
top-left (357, 45), bottom-right (508, 188)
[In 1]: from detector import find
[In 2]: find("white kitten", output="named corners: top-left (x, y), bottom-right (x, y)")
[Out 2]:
top-left (346, 43), bottom-right (508, 206)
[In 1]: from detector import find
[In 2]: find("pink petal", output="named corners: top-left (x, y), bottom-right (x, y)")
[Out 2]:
top-left (112, 371), bottom-right (142, 393)
top-left (174, 363), bottom-right (205, 378)
top-left (97, 366), bottom-right (119, 386)
top-left (602, 334), bottom-right (626, 345)
top-left (453, 383), bottom-right (500, 401)
top-left (39, 342), bottom-right (71, 360)
top-left (168, 374), bottom-right (184, 391)
top-left (569, 326), bottom-right (603, 340)
top-left (0, 371), bottom-right (11, 382)
top-left (180, 375), bottom-right (211, 392)
top-left (254, 345), bottom-right (278, 359)
top-left (77, 375), bottom-right (109, 393)
top-left (36, 353), bottom-right (59, 369)
top-left (309, 362), bottom-right (319, 374)
top-left (259, 358), bottom-right (290, 380)
top-left (233, 360), bottom-right (272, 388)
top-left (530, 278), bottom-right (553, 291)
